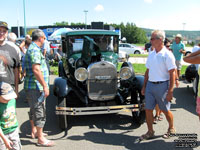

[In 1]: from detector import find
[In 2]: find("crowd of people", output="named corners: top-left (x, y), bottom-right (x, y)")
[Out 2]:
top-left (0, 20), bottom-right (200, 149)
top-left (0, 21), bottom-right (57, 149)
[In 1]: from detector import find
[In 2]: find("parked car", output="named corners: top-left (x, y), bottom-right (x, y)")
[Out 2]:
top-left (144, 42), bottom-right (151, 51)
top-left (185, 64), bottom-right (198, 98)
top-left (184, 47), bottom-right (193, 56)
top-left (53, 30), bottom-right (145, 130)
top-left (118, 50), bottom-right (129, 62)
top-left (119, 43), bottom-right (145, 55)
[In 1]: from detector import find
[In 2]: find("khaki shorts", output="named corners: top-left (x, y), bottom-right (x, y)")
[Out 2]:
top-left (26, 90), bottom-right (46, 128)
top-left (175, 60), bottom-right (182, 70)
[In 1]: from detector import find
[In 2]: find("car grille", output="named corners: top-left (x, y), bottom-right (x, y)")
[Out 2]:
top-left (87, 61), bottom-right (117, 100)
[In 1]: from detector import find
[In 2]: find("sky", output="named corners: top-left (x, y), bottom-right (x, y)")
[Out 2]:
top-left (1, 0), bottom-right (200, 31)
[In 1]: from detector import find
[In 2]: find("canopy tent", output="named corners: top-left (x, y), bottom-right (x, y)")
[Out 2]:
top-left (49, 28), bottom-right (72, 40)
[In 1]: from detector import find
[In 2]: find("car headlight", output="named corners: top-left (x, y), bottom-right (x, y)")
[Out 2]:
top-left (74, 67), bottom-right (88, 82)
top-left (119, 67), bottom-right (133, 80)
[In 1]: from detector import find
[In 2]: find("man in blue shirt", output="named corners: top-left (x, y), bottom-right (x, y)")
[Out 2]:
top-left (171, 34), bottom-right (186, 79)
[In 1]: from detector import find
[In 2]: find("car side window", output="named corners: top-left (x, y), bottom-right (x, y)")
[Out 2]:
top-left (126, 44), bottom-right (131, 48)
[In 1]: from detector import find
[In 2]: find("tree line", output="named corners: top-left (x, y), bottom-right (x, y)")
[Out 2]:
top-left (54, 22), bottom-right (148, 44)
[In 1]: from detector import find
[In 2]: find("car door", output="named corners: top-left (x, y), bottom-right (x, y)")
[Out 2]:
top-left (124, 44), bottom-right (133, 55)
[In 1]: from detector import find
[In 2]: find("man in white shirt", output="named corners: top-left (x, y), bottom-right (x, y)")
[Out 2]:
top-left (140, 30), bottom-right (176, 140)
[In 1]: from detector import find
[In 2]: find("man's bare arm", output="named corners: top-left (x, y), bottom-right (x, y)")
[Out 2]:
top-left (32, 64), bottom-right (49, 97)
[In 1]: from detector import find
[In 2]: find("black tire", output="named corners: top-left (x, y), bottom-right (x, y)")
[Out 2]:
top-left (132, 110), bottom-right (145, 125)
top-left (134, 51), bottom-right (140, 54)
top-left (57, 97), bottom-right (68, 130)
top-left (131, 90), bottom-right (145, 125)
top-left (185, 52), bottom-right (191, 56)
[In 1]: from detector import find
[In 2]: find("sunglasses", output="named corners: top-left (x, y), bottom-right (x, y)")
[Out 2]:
top-left (150, 37), bottom-right (160, 41)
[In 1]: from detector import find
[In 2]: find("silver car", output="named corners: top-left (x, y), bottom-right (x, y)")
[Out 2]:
top-left (119, 43), bottom-right (145, 55)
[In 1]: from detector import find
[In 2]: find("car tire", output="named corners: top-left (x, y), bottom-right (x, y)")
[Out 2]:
top-left (185, 52), bottom-right (191, 56)
top-left (134, 51), bottom-right (141, 54)
top-left (131, 90), bottom-right (145, 125)
top-left (57, 97), bottom-right (68, 130)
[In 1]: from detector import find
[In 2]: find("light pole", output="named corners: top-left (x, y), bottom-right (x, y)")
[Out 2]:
top-left (23, 0), bottom-right (27, 36)
top-left (182, 23), bottom-right (186, 31)
top-left (83, 10), bottom-right (88, 29)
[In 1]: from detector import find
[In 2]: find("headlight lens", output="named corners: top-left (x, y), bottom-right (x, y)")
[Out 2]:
top-left (74, 67), bottom-right (88, 82)
top-left (119, 67), bottom-right (133, 80)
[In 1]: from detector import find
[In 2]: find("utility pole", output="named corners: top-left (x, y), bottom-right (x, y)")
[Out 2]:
top-left (83, 10), bottom-right (88, 29)
top-left (17, 8), bottom-right (20, 38)
top-left (23, 0), bottom-right (27, 36)
top-left (182, 23), bottom-right (186, 31)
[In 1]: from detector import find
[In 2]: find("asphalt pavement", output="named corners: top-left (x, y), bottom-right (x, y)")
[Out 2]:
top-left (16, 75), bottom-right (200, 150)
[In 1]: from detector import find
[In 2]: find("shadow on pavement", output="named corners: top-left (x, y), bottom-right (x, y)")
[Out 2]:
top-left (68, 131), bottom-right (197, 150)
top-left (172, 84), bottom-right (197, 116)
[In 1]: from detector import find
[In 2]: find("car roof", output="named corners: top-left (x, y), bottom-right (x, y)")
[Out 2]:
top-left (61, 29), bottom-right (119, 36)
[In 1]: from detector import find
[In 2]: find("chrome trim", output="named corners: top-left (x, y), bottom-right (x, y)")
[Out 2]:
top-left (87, 61), bottom-right (116, 72)
top-left (55, 104), bottom-right (143, 116)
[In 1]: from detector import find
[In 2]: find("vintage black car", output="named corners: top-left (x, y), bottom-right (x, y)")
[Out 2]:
top-left (53, 30), bottom-right (145, 130)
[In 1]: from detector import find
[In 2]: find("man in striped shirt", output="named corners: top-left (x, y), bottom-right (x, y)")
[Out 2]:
top-left (24, 29), bottom-right (54, 147)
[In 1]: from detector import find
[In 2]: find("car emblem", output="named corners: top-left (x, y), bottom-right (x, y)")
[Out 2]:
top-left (95, 76), bottom-right (111, 80)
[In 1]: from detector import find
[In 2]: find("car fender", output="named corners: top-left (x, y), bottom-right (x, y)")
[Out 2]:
top-left (135, 75), bottom-right (144, 90)
top-left (58, 61), bottom-right (66, 77)
top-left (53, 77), bottom-right (70, 97)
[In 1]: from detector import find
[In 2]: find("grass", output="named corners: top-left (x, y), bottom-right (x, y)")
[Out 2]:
top-left (129, 54), bottom-right (148, 57)
top-left (50, 66), bottom-right (58, 75)
top-left (118, 63), bottom-right (187, 75)
top-left (51, 63), bottom-right (187, 76)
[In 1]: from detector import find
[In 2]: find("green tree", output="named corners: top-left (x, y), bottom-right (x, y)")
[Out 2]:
top-left (70, 22), bottom-right (85, 26)
top-left (54, 21), bottom-right (69, 26)
top-left (109, 22), bottom-right (148, 44)
top-left (54, 21), bottom-right (148, 44)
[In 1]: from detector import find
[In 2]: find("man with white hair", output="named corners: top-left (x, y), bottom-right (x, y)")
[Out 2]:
top-left (7, 32), bottom-right (17, 42)
top-left (7, 32), bottom-right (21, 60)
top-left (140, 30), bottom-right (176, 140)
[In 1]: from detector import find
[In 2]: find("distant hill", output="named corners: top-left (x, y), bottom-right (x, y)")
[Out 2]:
top-left (142, 28), bottom-right (200, 42)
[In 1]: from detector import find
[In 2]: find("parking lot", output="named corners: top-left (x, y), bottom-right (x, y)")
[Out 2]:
top-left (15, 75), bottom-right (200, 150)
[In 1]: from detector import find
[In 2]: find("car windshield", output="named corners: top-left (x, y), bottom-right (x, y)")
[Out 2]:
top-left (68, 35), bottom-right (118, 52)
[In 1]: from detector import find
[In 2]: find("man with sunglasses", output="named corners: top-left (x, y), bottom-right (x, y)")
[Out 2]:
top-left (140, 30), bottom-right (176, 140)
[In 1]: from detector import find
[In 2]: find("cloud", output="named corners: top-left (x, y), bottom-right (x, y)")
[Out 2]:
top-left (144, 0), bottom-right (152, 3)
top-left (94, 4), bottom-right (104, 12)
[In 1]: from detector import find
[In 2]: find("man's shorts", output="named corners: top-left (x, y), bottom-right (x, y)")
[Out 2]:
top-left (26, 90), bottom-right (46, 128)
top-left (0, 128), bottom-right (22, 150)
top-left (145, 81), bottom-right (171, 112)
top-left (175, 60), bottom-right (182, 70)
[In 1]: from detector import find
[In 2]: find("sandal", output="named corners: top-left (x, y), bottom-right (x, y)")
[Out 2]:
top-left (36, 140), bottom-right (55, 147)
top-left (163, 128), bottom-right (176, 139)
top-left (157, 116), bottom-right (163, 121)
top-left (140, 131), bottom-right (155, 141)
top-left (153, 117), bottom-right (158, 124)
top-left (32, 132), bottom-right (48, 139)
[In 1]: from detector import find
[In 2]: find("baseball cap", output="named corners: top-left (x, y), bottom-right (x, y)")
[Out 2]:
top-left (175, 34), bottom-right (182, 39)
top-left (0, 21), bottom-right (8, 30)
top-left (0, 82), bottom-right (17, 101)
